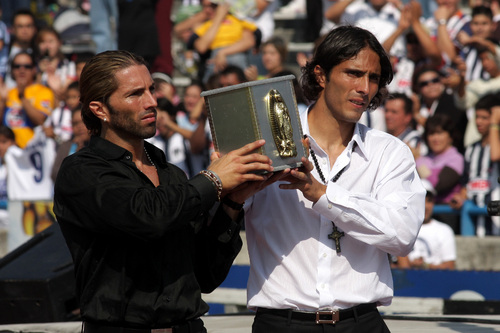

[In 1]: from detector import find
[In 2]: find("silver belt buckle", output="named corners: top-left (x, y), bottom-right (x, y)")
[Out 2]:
top-left (151, 329), bottom-right (172, 333)
top-left (315, 309), bottom-right (339, 324)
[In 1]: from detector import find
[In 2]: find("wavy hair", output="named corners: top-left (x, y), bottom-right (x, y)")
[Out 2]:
top-left (300, 26), bottom-right (393, 110)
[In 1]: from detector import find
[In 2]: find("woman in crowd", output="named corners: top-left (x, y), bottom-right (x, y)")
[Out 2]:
top-left (416, 114), bottom-right (465, 233)
top-left (35, 26), bottom-right (77, 103)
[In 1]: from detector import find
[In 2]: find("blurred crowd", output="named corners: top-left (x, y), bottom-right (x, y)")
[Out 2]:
top-left (0, 0), bottom-right (498, 268)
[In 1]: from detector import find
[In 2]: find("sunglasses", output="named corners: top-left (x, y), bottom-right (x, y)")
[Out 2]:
top-left (418, 77), bottom-right (440, 88)
top-left (12, 63), bottom-right (34, 70)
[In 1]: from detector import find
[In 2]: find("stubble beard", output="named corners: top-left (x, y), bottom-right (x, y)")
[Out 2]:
top-left (106, 102), bottom-right (157, 140)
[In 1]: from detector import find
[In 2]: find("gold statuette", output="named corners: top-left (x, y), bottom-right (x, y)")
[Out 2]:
top-left (266, 89), bottom-right (297, 157)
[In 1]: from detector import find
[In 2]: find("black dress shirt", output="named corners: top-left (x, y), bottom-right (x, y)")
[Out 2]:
top-left (54, 136), bottom-right (242, 328)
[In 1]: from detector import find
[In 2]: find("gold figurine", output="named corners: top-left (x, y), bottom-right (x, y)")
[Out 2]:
top-left (266, 89), bottom-right (297, 157)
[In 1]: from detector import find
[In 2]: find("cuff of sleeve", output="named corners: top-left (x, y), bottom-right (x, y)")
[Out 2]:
top-left (189, 173), bottom-right (218, 212)
top-left (314, 183), bottom-right (348, 221)
top-left (210, 205), bottom-right (244, 243)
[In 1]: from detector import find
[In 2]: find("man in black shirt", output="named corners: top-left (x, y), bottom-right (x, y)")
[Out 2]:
top-left (53, 50), bottom-right (274, 333)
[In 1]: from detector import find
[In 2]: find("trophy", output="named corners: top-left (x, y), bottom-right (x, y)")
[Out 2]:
top-left (201, 75), bottom-right (307, 172)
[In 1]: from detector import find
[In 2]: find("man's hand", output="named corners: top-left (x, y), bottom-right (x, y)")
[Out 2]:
top-left (279, 156), bottom-right (327, 203)
top-left (225, 170), bottom-right (288, 205)
top-left (208, 140), bottom-right (274, 195)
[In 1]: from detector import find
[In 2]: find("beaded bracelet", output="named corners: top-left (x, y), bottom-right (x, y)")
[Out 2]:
top-left (200, 170), bottom-right (222, 201)
top-left (491, 124), bottom-right (500, 131)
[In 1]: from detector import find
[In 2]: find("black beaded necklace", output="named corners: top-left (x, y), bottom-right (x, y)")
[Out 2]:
top-left (307, 137), bottom-right (346, 254)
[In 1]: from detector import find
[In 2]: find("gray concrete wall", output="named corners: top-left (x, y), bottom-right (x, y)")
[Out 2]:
top-left (455, 236), bottom-right (500, 271)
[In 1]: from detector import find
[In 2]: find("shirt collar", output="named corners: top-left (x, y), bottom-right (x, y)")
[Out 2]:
top-left (88, 136), bottom-right (167, 165)
top-left (302, 104), bottom-right (369, 160)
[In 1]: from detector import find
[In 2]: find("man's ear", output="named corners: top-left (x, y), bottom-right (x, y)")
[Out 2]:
top-left (89, 101), bottom-right (108, 122)
top-left (314, 65), bottom-right (326, 88)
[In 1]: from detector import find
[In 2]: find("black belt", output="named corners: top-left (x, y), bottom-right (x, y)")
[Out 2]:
top-left (83, 318), bottom-right (204, 333)
top-left (256, 302), bottom-right (378, 324)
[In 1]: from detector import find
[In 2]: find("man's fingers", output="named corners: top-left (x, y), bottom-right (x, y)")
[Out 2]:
top-left (301, 157), bottom-right (314, 172)
top-left (239, 162), bottom-right (274, 174)
top-left (236, 153), bottom-right (272, 166)
top-left (233, 140), bottom-right (266, 156)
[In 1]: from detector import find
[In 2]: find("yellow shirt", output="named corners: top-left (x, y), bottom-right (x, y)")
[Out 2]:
top-left (3, 83), bottom-right (55, 148)
top-left (195, 14), bottom-right (257, 50)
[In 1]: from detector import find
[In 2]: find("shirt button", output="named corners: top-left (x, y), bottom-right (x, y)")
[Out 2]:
top-left (126, 156), bottom-right (131, 159)
top-left (328, 204), bottom-right (333, 209)
top-left (322, 159), bottom-right (327, 165)
top-left (323, 253), bottom-right (327, 258)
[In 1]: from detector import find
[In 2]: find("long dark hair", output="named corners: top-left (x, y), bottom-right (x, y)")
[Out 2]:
top-left (301, 25), bottom-right (393, 110)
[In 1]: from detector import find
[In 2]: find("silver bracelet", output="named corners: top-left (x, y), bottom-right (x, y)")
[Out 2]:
top-left (200, 170), bottom-right (222, 201)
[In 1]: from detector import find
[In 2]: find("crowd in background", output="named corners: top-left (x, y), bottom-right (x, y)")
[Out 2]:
top-left (0, 0), bottom-right (498, 269)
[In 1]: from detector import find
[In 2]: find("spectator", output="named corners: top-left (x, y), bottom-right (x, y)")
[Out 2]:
top-left (452, 46), bottom-right (500, 147)
top-left (0, 51), bottom-right (55, 148)
top-left (4, 123), bottom-right (56, 251)
top-left (245, 35), bottom-right (288, 81)
top-left (252, 0), bottom-right (279, 42)
top-left (34, 26), bottom-right (77, 102)
top-left (416, 113), bottom-right (464, 232)
top-left (0, 125), bottom-right (15, 231)
top-left (8, 8), bottom-right (36, 59)
top-left (384, 92), bottom-right (426, 159)
top-left (74, 52), bottom-right (94, 81)
top-left (454, 47), bottom-right (500, 111)
top-left (187, 0), bottom-right (258, 83)
top-left (151, 71), bottom-right (178, 105)
top-left (51, 106), bottom-right (89, 182)
top-left (407, 180), bottom-right (456, 269)
top-left (176, 81), bottom-right (207, 176)
top-left (383, 1), bottom-right (442, 96)
top-left (150, 97), bottom-right (193, 177)
top-left (173, 1), bottom-right (209, 78)
top-left (325, 0), bottom-right (405, 57)
top-left (492, 102), bottom-right (500, 161)
top-left (456, 5), bottom-right (500, 82)
top-left (219, 64), bottom-right (246, 87)
top-left (450, 94), bottom-right (500, 235)
top-left (0, 5), bottom-right (10, 83)
top-left (272, 69), bottom-right (309, 114)
top-left (5, 8), bottom-right (37, 88)
top-left (43, 80), bottom-right (80, 145)
top-left (424, 0), bottom-right (471, 65)
top-left (412, 65), bottom-right (468, 152)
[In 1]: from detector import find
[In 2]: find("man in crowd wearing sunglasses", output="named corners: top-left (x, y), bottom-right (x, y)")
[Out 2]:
top-left (412, 65), bottom-right (467, 153)
top-left (0, 51), bottom-right (54, 148)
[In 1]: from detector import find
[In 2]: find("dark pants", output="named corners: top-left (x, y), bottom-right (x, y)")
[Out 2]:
top-left (252, 307), bottom-right (391, 333)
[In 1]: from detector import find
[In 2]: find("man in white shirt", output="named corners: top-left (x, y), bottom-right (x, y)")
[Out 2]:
top-left (242, 26), bottom-right (425, 332)
top-left (408, 180), bottom-right (456, 269)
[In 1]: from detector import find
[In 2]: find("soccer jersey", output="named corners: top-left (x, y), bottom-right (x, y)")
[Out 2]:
top-left (3, 83), bottom-right (55, 148)
top-left (4, 126), bottom-right (56, 201)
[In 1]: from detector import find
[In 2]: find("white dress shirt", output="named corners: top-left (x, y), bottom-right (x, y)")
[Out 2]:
top-left (408, 219), bottom-right (456, 265)
top-left (244, 109), bottom-right (425, 311)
